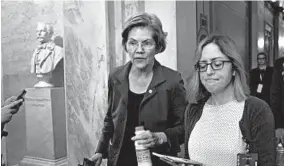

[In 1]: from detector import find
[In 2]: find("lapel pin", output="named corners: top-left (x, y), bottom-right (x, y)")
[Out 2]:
top-left (148, 89), bottom-right (153, 94)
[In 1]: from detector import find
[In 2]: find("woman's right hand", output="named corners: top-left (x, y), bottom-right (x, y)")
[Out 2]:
top-left (90, 153), bottom-right (102, 166)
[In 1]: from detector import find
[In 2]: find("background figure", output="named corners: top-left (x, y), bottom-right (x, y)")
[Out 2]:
top-left (185, 34), bottom-right (275, 166)
top-left (1, 96), bottom-right (24, 136)
top-left (30, 22), bottom-right (64, 88)
top-left (90, 13), bottom-right (187, 166)
top-left (249, 52), bottom-right (273, 105)
top-left (1, 96), bottom-right (24, 166)
top-left (270, 56), bottom-right (284, 143)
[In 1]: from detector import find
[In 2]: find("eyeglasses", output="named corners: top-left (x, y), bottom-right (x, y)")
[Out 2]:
top-left (196, 60), bottom-right (231, 72)
top-left (127, 40), bottom-right (156, 50)
top-left (257, 57), bottom-right (266, 60)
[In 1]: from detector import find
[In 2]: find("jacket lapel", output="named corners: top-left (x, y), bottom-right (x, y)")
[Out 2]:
top-left (141, 60), bottom-right (166, 106)
top-left (113, 60), bottom-right (166, 108)
top-left (114, 61), bottom-right (132, 106)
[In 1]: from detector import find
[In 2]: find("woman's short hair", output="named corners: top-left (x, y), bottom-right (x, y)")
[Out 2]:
top-left (187, 34), bottom-right (250, 102)
top-left (121, 12), bottom-right (167, 53)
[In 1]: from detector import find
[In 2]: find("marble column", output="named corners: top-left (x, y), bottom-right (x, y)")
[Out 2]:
top-left (63, 1), bottom-right (109, 165)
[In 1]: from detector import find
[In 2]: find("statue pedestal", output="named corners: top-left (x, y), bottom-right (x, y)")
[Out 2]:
top-left (20, 88), bottom-right (67, 166)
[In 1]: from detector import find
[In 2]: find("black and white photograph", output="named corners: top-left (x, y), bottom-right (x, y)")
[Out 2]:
top-left (1, 1), bottom-right (284, 166)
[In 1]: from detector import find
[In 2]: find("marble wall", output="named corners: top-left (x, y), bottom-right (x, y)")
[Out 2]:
top-left (63, 1), bottom-right (109, 165)
top-left (1, 1), bottom-right (63, 165)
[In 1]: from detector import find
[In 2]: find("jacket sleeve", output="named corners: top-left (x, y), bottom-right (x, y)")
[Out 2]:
top-left (95, 76), bottom-right (114, 158)
top-left (250, 101), bottom-right (276, 166)
top-left (270, 64), bottom-right (284, 129)
top-left (183, 104), bottom-right (192, 159)
top-left (163, 74), bottom-right (188, 153)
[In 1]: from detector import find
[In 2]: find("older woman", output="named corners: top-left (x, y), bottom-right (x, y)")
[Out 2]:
top-left (90, 13), bottom-right (187, 166)
top-left (184, 34), bottom-right (275, 166)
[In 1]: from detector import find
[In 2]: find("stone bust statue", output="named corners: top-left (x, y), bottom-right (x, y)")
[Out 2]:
top-left (30, 22), bottom-right (64, 88)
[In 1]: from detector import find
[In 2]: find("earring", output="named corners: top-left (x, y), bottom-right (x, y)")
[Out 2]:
top-left (233, 71), bottom-right (236, 76)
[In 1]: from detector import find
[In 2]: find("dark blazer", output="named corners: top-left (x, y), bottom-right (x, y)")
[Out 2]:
top-left (271, 57), bottom-right (284, 129)
top-left (95, 60), bottom-right (187, 166)
top-left (249, 66), bottom-right (273, 105)
top-left (184, 96), bottom-right (275, 166)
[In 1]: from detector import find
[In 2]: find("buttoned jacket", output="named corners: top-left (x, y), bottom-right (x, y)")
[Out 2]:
top-left (96, 60), bottom-right (187, 166)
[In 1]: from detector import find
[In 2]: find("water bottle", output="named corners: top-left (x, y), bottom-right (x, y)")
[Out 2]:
top-left (276, 142), bottom-right (284, 166)
top-left (135, 126), bottom-right (152, 166)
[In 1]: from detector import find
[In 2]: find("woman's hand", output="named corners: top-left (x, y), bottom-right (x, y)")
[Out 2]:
top-left (131, 130), bottom-right (167, 148)
top-left (89, 153), bottom-right (102, 166)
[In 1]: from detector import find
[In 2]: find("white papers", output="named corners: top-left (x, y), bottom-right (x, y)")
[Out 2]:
top-left (152, 152), bottom-right (202, 165)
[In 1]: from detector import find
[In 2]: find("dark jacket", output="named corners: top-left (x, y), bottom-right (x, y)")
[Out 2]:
top-left (96, 60), bottom-right (187, 166)
top-left (184, 96), bottom-right (275, 166)
top-left (271, 57), bottom-right (284, 129)
top-left (249, 66), bottom-right (273, 105)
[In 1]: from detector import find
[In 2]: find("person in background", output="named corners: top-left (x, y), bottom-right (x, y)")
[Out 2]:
top-left (90, 13), bottom-right (187, 166)
top-left (249, 52), bottom-right (273, 105)
top-left (1, 96), bottom-right (24, 166)
top-left (184, 34), bottom-right (275, 166)
top-left (1, 96), bottom-right (23, 136)
top-left (270, 56), bottom-right (284, 143)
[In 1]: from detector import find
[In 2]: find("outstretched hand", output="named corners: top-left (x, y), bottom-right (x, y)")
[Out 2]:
top-left (1, 99), bottom-right (23, 125)
top-left (2, 96), bottom-right (17, 107)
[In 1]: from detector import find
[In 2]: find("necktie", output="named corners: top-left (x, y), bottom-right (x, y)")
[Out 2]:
top-left (260, 69), bottom-right (265, 81)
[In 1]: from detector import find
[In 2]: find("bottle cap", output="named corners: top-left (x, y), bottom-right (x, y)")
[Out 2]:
top-left (135, 126), bottom-right (144, 132)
